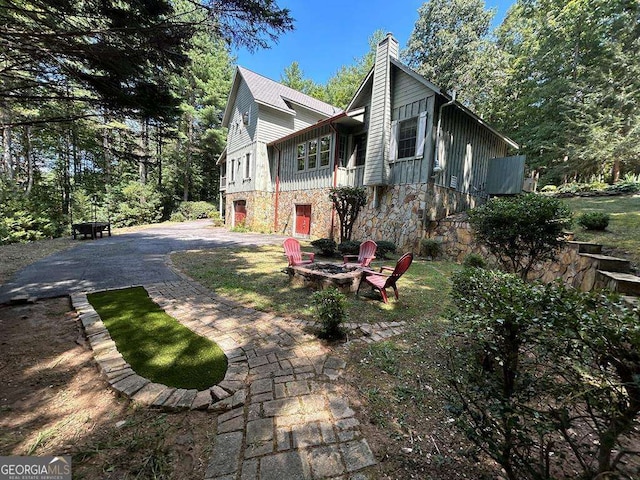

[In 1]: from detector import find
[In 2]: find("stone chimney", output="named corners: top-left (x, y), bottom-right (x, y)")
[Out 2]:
top-left (363, 33), bottom-right (398, 186)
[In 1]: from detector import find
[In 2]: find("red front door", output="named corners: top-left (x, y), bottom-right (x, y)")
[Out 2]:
top-left (295, 204), bottom-right (311, 236)
top-left (234, 200), bottom-right (246, 226)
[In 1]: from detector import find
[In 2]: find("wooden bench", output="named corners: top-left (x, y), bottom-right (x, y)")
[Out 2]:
top-left (72, 222), bottom-right (111, 240)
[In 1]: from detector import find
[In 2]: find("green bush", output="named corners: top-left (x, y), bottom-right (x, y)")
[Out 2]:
top-left (462, 253), bottom-right (486, 269)
top-left (445, 268), bottom-right (640, 479)
top-left (0, 177), bottom-right (66, 244)
top-left (208, 211), bottom-right (224, 226)
top-left (311, 288), bottom-right (347, 339)
top-left (420, 238), bottom-right (441, 258)
top-left (540, 184), bottom-right (557, 192)
top-left (577, 211), bottom-right (610, 230)
top-left (468, 194), bottom-right (572, 279)
top-left (173, 201), bottom-right (217, 220)
top-left (606, 174), bottom-right (640, 194)
top-left (110, 181), bottom-right (164, 227)
top-left (375, 240), bottom-right (396, 259)
top-left (337, 240), bottom-right (360, 255)
top-left (311, 238), bottom-right (337, 256)
top-left (170, 212), bottom-right (187, 222)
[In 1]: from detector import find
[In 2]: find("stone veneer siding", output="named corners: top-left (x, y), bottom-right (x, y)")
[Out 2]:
top-left (428, 213), bottom-right (606, 291)
top-left (225, 191), bottom-right (274, 233)
top-left (352, 183), bottom-right (486, 253)
top-left (274, 188), bottom-right (336, 238)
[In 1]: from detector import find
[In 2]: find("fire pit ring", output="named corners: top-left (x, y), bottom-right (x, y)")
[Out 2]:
top-left (285, 262), bottom-right (365, 293)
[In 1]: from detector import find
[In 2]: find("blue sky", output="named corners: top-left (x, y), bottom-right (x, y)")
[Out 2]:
top-left (234, 0), bottom-right (516, 84)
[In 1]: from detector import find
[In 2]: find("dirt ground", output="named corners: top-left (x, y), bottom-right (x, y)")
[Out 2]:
top-left (0, 297), bottom-right (215, 479)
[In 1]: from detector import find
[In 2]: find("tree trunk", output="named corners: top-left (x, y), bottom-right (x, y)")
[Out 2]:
top-left (2, 111), bottom-right (14, 179)
top-left (611, 159), bottom-right (620, 184)
top-left (23, 125), bottom-right (33, 194)
top-left (183, 115), bottom-right (193, 201)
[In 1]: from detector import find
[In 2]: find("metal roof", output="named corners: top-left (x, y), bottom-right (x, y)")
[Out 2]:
top-left (222, 67), bottom-right (341, 127)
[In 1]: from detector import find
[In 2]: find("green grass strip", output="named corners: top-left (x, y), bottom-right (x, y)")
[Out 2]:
top-left (88, 286), bottom-right (227, 390)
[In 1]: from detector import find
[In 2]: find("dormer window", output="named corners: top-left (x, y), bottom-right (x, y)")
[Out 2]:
top-left (242, 111), bottom-right (250, 125)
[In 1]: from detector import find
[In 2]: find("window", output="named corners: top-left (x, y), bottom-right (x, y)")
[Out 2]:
top-left (297, 143), bottom-right (305, 171)
top-left (337, 134), bottom-right (348, 167)
top-left (230, 159), bottom-right (236, 182)
top-left (397, 117), bottom-right (418, 159)
top-left (354, 134), bottom-right (366, 166)
top-left (308, 139), bottom-right (317, 169)
top-left (319, 135), bottom-right (331, 167)
top-left (244, 153), bottom-right (251, 179)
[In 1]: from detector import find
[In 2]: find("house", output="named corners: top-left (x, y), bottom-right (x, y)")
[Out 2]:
top-left (218, 34), bottom-right (524, 251)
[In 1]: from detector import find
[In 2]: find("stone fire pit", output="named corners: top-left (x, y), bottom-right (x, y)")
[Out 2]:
top-left (285, 262), bottom-right (364, 293)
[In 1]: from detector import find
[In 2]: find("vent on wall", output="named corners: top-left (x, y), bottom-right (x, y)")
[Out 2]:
top-left (450, 175), bottom-right (458, 189)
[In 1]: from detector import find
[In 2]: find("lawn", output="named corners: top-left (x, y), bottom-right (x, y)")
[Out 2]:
top-left (88, 286), bottom-right (227, 390)
top-left (171, 244), bottom-right (460, 325)
top-left (562, 194), bottom-right (640, 268)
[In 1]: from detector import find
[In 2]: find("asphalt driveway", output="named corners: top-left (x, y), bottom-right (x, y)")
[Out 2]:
top-left (0, 220), bottom-right (288, 303)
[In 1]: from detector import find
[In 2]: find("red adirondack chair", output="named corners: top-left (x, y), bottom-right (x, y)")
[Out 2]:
top-left (283, 237), bottom-right (315, 267)
top-left (358, 252), bottom-right (414, 303)
top-left (343, 240), bottom-right (377, 268)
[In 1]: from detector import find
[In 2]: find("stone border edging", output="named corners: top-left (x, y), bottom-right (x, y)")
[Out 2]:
top-left (70, 288), bottom-right (247, 412)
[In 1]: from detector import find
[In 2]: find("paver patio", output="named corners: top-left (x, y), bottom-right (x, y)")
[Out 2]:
top-left (77, 278), bottom-right (404, 480)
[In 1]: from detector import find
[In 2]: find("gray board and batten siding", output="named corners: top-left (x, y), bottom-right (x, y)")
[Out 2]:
top-left (271, 124), bottom-right (335, 192)
top-left (432, 103), bottom-right (512, 197)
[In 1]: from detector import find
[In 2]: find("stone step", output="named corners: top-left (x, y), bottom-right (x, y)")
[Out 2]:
top-left (567, 241), bottom-right (602, 255)
top-left (579, 253), bottom-right (631, 273)
top-left (596, 271), bottom-right (640, 296)
top-left (623, 296), bottom-right (639, 308)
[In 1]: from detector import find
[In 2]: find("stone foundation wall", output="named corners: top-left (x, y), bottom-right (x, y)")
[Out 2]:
top-left (352, 183), bottom-right (486, 253)
top-left (225, 191), bottom-right (274, 232)
top-left (352, 184), bottom-right (427, 252)
top-left (428, 214), bottom-right (602, 291)
top-left (275, 188), bottom-right (336, 238)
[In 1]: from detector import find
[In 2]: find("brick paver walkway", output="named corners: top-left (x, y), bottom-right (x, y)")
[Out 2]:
top-left (142, 280), bottom-right (404, 480)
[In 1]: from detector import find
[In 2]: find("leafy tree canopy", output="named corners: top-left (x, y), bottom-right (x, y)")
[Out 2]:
top-left (0, 0), bottom-right (293, 122)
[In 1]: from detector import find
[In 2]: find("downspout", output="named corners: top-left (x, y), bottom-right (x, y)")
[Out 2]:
top-left (423, 91), bottom-right (457, 244)
top-left (329, 123), bottom-right (339, 241)
top-left (273, 144), bottom-right (281, 233)
top-left (432, 91), bottom-right (457, 175)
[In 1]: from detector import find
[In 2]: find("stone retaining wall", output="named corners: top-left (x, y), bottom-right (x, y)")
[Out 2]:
top-left (428, 214), bottom-right (602, 291)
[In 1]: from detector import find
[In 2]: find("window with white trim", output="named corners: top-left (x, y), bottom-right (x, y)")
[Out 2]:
top-left (319, 135), bottom-right (331, 167)
top-left (354, 134), bottom-right (366, 166)
top-left (244, 153), bottom-right (251, 179)
top-left (398, 117), bottom-right (418, 159)
top-left (230, 159), bottom-right (236, 182)
top-left (297, 143), bottom-right (305, 171)
top-left (307, 139), bottom-right (317, 169)
top-left (390, 110), bottom-right (428, 161)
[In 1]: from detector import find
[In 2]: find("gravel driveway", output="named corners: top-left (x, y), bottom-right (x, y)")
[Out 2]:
top-left (0, 220), bottom-right (287, 303)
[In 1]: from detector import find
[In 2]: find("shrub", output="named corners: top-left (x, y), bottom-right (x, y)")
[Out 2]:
top-left (462, 253), bottom-right (486, 269)
top-left (540, 184), bottom-right (557, 192)
top-left (420, 238), bottom-right (441, 258)
top-left (606, 174), bottom-right (640, 194)
top-left (337, 240), bottom-right (360, 255)
top-left (375, 240), bottom-right (396, 259)
top-left (110, 181), bottom-right (164, 227)
top-left (311, 288), bottom-right (347, 339)
top-left (173, 201), bottom-right (217, 220)
top-left (468, 194), bottom-right (572, 280)
top-left (170, 212), bottom-right (186, 222)
top-left (577, 211), bottom-right (610, 230)
top-left (311, 238), bottom-right (337, 256)
top-left (208, 211), bottom-right (224, 226)
top-left (445, 268), bottom-right (640, 480)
